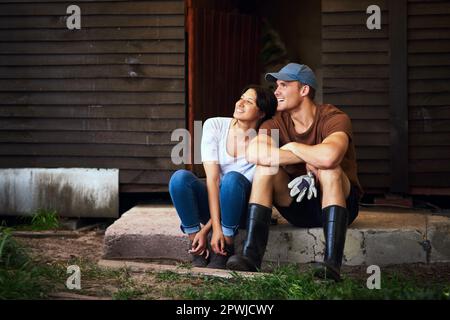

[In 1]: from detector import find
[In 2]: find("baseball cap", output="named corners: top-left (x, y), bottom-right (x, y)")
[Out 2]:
top-left (265, 63), bottom-right (318, 90)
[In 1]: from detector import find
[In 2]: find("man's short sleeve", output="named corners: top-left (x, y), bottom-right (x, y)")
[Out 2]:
top-left (322, 112), bottom-right (354, 141)
top-left (201, 118), bottom-right (220, 162)
top-left (259, 118), bottom-right (280, 138)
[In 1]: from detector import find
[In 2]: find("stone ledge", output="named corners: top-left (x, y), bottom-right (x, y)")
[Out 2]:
top-left (103, 205), bottom-right (450, 266)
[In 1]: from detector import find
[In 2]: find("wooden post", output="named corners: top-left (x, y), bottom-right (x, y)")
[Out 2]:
top-left (389, 0), bottom-right (409, 193)
top-left (186, 0), bottom-right (195, 171)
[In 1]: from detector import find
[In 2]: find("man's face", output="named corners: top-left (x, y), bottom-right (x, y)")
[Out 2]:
top-left (274, 80), bottom-right (303, 111)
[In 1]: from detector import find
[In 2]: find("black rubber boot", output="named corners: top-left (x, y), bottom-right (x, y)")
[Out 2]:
top-left (314, 205), bottom-right (349, 282)
top-left (189, 240), bottom-right (209, 267)
top-left (226, 203), bottom-right (272, 272)
top-left (207, 243), bottom-right (234, 269)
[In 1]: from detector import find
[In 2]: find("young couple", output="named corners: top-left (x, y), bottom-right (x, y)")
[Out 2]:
top-left (169, 63), bottom-right (362, 281)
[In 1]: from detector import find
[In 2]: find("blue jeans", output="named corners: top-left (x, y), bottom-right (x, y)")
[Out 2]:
top-left (168, 169), bottom-right (251, 237)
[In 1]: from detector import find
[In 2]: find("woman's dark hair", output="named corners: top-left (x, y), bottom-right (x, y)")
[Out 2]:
top-left (241, 84), bottom-right (277, 125)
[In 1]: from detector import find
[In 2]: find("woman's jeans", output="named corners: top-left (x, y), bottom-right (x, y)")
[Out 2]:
top-left (169, 169), bottom-right (251, 237)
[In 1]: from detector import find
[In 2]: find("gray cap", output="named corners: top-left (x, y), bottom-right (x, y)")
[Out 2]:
top-left (265, 63), bottom-right (318, 90)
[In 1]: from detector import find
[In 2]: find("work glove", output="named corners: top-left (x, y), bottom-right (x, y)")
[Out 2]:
top-left (288, 171), bottom-right (317, 203)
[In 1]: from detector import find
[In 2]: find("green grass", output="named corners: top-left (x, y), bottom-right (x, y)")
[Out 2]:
top-left (29, 208), bottom-right (60, 231)
top-left (179, 265), bottom-right (450, 300)
top-left (10, 209), bottom-right (60, 232)
top-left (0, 227), bottom-right (65, 299)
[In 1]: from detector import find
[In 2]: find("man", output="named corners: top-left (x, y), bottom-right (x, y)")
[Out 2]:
top-left (226, 63), bottom-right (363, 281)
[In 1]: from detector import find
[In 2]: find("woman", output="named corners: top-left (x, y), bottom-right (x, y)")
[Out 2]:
top-left (169, 85), bottom-right (277, 269)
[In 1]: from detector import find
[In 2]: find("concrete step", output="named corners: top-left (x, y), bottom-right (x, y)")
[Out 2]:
top-left (103, 205), bottom-right (450, 267)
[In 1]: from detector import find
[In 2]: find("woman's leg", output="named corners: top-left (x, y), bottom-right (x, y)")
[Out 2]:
top-left (168, 169), bottom-right (210, 239)
top-left (219, 171), bottom-right (252, 244)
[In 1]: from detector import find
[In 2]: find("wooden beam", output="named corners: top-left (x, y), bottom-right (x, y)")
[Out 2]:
top-left (389, 0), bottom-right (409, 193)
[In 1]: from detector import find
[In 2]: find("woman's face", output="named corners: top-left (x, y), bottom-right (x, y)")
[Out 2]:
top-left (233, 89), bottom-right (264, 122)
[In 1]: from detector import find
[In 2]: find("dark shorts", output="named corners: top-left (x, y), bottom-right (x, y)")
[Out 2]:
top-left (275, 185), bottom-right (360, 228)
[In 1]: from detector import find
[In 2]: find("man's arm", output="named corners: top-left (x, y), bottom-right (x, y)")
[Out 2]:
top-left (246, 133), bottom-right (303, 166)
top-left (281, 131), bottom-right (349, 169)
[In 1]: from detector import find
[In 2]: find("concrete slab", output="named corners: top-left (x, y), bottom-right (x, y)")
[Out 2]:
top-left (103, 205), bottom-right (450, 267)
top-left (0, 168), bottom-right (118, 218)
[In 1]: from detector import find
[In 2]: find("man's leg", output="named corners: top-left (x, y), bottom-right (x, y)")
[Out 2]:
top-left (226, 166), bottom-right (292, 271)
top-left (315, 166), bottom-right (351, 281)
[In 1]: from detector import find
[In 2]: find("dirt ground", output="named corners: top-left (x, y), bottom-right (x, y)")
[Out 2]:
top-left (13, 228), bottom-right (450, 299)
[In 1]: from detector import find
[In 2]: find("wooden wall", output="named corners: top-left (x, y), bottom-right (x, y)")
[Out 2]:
top-left (322, 0), bottom-right (390, 193)
top-left (0, 0), bottom-right (185, 193)
top-left (407, 0), bottom-right (450, 195)
top-left (322, 0), bottom-right (450, 195)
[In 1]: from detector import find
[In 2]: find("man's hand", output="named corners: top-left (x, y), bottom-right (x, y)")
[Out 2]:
top-left (288, 171), bottom-right (317, 202)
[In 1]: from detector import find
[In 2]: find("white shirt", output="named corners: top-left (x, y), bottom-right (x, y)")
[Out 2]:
top-left (201, 117), bottom-right (256, 183)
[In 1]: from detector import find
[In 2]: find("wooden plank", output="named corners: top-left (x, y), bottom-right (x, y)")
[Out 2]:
top-left (408, 53), bottom-right (450, 66)
top-left (0, 156), bottom-right (180, 170)
top-left (0, 27), bottom-right (184, 42)
top-left (0, 40), bottom-right (185, 54)
top-left (353, 133), bottom-right (390, 146)
top-left (322, 0), bottom-right (386, 12)
top-left (409, 66), bottom-right (450, 79)
top-left (409, 105), bottom-right (450, 120)
top-left (358, 174), bottom-right (391, 188)
top-left (323, 39), bottom-right (389, 53)
top-left (0, 65), bottom-right (184, 79)
top-left (322, 53), bottom-right (389, 65)
top-left (0, 15), bottom-right (184, 29)
top-left (410, 133), bottom-right (450, 146)
top-left (408, 40), bottom-right (450, 53)
top-left (0, 118), bottom-right (185, 131)
top-left (409, 80), bottom-right (450, 93)
top-left (324, 92), bottom-right (389, 105)
top-left (0, 105), bottom-right (185, 119)
top-left (0, 53), bottom-right (184, 67)
top-left (355, 147), bottom-right (390, 160)
top-left (324, 78), bottom-right (388, 92)
top-left (337, 105), bottom-right (390, 119)
top-left (0, 144), bottom-right (176, 158)
top-left (410, 146), bottom-right (450, 160)
top-left (352, 120), bottom-right (390, 133)
top-left (409, 29), bottom-right (450, 40)
top-left (0, 79), bottom-right (185, 92)
top-left (410, 173), bottom-right (450, 187)
top-left (323, 26), bottom-right (388, 40)
top-left (120, 170), bottom-right (174, 184)
top-left (409, 15), bottom-right (450, 28)
top-left (323, 12), bottom-right (388, 26)
top-left (0, 2), bottom-right (185, 15)
top-left (323, 66), bottom-right (389, 78)
top-left (409, 93), bottom-right (450, 106)
top-left (410, 119), bottom-right (450, 132)
top-left (357, 160), bottom-right (390, 173)
top-left (0, 131), bottom-right (176, 145)
top-left (0, 92), bottom-right (185, 105)
top-left (409, 160), bottom-right (450, 173)
top-left (408, 2), bottom-right (450, 15)
top-left (389, 0), bottom-right (409, 193)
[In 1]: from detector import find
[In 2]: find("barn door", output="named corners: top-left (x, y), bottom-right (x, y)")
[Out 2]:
top-left (186, 0), bottom-right (261, 175)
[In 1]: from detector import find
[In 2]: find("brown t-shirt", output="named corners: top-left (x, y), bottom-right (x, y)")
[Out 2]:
top-left (260, 104), bottom-right (363, 197)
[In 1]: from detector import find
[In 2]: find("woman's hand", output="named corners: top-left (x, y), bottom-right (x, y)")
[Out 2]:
top-left (189, 230), bottom-right (208, 256)
top-left (210, 230), bottom-right (227, 256)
